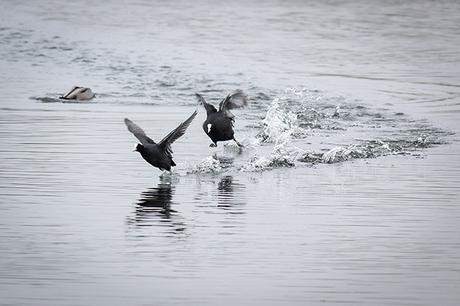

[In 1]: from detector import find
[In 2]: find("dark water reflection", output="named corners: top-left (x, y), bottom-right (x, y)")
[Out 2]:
top-left (126, 182), bottom-right (186, 233)
top-left (137, 183), bottom-right (173, 209)
top-left (217, 176), bottom-right (246, 212)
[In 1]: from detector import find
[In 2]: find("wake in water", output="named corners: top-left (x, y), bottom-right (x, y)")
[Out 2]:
top-left (190, 87), bottom-right (452, 173)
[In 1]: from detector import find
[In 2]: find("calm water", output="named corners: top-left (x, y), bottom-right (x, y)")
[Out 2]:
top-left (1, 0), bottom-right (460, 305)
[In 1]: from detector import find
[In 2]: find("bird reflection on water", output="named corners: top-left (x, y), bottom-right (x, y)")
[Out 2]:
top-left (217, 175), bottom-right (246, 213)
top-left (138, 183), bottom-right (173, 208)
top-left (126, 181), bottom-right (186, 233)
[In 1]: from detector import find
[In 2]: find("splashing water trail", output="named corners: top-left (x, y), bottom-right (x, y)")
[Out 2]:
top-left (186, 87), bottom-right (451, 173)
top-left (189, 156), bottom-right (223, 174)
top-left (258, 96), bottom-right (299, 145)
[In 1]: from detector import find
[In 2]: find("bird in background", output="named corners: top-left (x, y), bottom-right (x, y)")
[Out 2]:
top-left (60, 86), bottom-right (95, 100)
top-left (124, 110), bottom-right (197, 174)
top-left (195, 90), bottom-right (247, 147)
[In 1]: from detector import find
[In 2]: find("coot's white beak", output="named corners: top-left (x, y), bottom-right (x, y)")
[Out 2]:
top-left (132, 144), bottom-right (138, 152)
top-left (207, 123), bottom-right (212, 133)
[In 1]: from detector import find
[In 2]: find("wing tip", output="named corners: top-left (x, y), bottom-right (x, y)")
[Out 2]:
top-left (233, 89), bottom-right (248, 103)
top-left (221, 90), bottom-right (248, 110)
top-left (195, 93), bottom-right (206, 105)
top-left (183, 109), bottom-right (198, 126)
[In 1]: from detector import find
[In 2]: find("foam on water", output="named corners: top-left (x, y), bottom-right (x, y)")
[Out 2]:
top-left (239, 144), bottom-right (300, 172)
top-left (316, 135), bottom-right (446, 164)
top-left (188, 156), bottom-right (223, 174)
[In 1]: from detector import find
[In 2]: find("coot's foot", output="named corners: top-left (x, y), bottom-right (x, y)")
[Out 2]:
top-left (159, 170), bottom-right (172, 180)
top-left (233, 138), bottom-right (244, 148)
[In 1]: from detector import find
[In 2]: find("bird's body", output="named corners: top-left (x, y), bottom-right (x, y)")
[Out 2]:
top-left (60, 86), bottom-right (95, 100)
top-left (124, 110), bottom-right (197, 172)
top-left (136, 143), bottom-right (176, 171)
top-left (196, 90), bottom-right (247, 147)
top-left (203, 113), bottom-right (235, 144)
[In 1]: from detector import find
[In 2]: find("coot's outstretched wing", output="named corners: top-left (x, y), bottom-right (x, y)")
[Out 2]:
top-left (219, 90), bottom-right (247, 111)
top-left (196, 93), bottom-right (217, 115)
top-left (218, 90), bottom-right (247, 118)
top-left (158, 110), bottom-right (197, 156)
top-left (124, 118), bottom-right (156, 145)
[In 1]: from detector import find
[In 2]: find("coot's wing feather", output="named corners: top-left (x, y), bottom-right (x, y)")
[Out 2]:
top-left (159, 110), bottom-right (197, 156)
top-left (219, 90), bottom-right (247, 112)
top-left (124, 118), bottom-right (156, 145)
top-left (196, 93), bottom-right (217, 115)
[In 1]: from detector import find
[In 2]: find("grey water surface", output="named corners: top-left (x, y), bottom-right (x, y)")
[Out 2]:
top-left (1, 0), bottom-right (460, 305)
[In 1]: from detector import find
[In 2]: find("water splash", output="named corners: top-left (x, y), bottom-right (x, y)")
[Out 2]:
top-left (188, 156), bottom-right (222, 174)
top-left (246, 87), bottom-right (452, 170)
top-left (258, 96), bottom-right (299, 144)
top-left (240, 142), bottom-right (303, 172)
top-left (298, 134), bottom-right (448, 165)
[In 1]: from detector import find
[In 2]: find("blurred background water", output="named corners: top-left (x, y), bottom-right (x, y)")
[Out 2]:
top-left (0, 0), bottom-right (459, 305)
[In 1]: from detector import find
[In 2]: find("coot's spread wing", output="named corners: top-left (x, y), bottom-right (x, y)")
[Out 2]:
top-left (158, 110), bottom-right (197, 156)
top-left (196, 93), bottom-right (217, 115)
top-left (219, 90), bottom-right (247, 111)
top-left (124, 118), bottom-right (156, 145)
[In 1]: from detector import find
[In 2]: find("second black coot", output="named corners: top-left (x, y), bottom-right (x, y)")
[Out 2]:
top-left (195, 90), bottom-right (247, 147)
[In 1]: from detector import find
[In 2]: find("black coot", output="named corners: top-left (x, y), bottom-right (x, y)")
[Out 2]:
top-left (124, 110), bottom-right (197, 172)
top-left (196, 90), bottom-right (247, 147)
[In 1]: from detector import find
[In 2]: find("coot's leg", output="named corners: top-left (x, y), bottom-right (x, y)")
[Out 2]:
top-left (159, 171), bottom-right (172, 183)
top-left (233, 137), bottom-right (243, 147)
